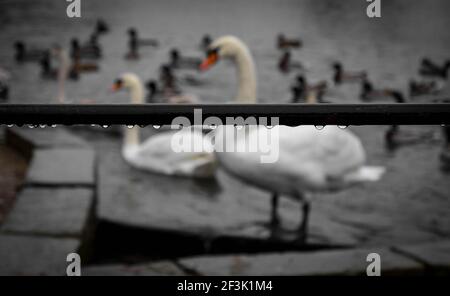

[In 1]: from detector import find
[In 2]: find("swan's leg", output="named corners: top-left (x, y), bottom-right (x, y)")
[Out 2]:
top-left (270, 193), bottom-right (280, 227)
top-left (298, 193), bottom-right (311, 242)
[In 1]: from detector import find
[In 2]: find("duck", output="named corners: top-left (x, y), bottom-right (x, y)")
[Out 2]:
top-left (419, 58), bottom-right (450, 79)
top-left (200, 36), bottom-right (385, 241)
top-left (14, 41), bottom-right (47, 63)
top-left (0, 68), bottom-right (10, 102)
top-left (146, 79), bottom-right (200, 104)
top-left (200, 34), bottom-right (212, 52)
top-left (333, 62), bottom-right (367, 85)
top-left (159, 64), bottom-right (178, 91)
top-left (277, 34), bottom-right (302, 50)
top-left (385, 123), bottom-right (436, 152)
top-left (111, 73), bottom-right (215, 178)
top-left (409, 79), bottom-right (444, 97)
top-left (39, 46), bottom-right (76, 103)
top-left (71, 56), bottom-right (100, 74)
top-left (169, 48), bottom-right (202, 70)
top-left (359, 79), bottom-right (403, 102)
top-left (70, 38), bottom-right (102, 60)
top-left (40, 47), bottom-right (79, 81)
top-left (278, 51), bottom-right (303, 73)
top-left (291, 75), bottom-right (328, 103)
top-left (95, 19), bottom-right (109, 35)
top-left (382, 91), bottom-right (434, 152)
top-left (125, 28), bottom-right (159, 60)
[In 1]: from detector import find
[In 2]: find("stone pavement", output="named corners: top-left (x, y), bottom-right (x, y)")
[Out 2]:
top-left (84, 240), bottom-right (450, 276)
top-left (0, 127), bottom-right (97, 276)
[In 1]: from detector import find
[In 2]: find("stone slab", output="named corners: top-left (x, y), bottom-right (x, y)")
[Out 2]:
top-left (179, 248), bottom-right (423, 276)
top-left (0, 234), bottom-right (79, 276)
top-left (394, 240), bottom-right (450, 270)
top-left (83, 261), bottom-right (186, 276)
top-left (6, 128), bottom-right (87, 159)
top-left (7, 127), bottom-right (87, 148)
top-left (98, 143), bottom-right (362, 247)
top-left (26, 148), bottom-right (95, 186)
top-left (2, 188), bottom-right (94, 237)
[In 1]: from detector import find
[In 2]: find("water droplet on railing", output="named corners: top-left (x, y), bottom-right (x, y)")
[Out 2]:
top-left (7, 124), bottom-right (13, 128)
top-left (153, 125), bottom-right (161, 129)
top-left (51, 124), bottom-right (57, 128)
top-left (28, 124), bottom-right (37, 129)
top-left (315, 125), bottom-right (325, 130)
top-left (338, 125), bottom-right (348, 130)
top-left (102, 125), bottom-right (109, 129)
top-left (127, 125), bottom-right (135, 129)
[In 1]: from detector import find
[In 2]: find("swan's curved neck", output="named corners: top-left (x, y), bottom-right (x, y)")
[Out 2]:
top-left (233, 45), bottom-right (257, 103)
top-left (57, 49), bottom-right (70, 103)
top-left (129, 79), bottom-right (144, 105)
top-left (125, 78), bottom-right (144, 146)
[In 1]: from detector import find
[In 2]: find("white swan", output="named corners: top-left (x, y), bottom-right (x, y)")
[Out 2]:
top-left (111, 73), bottom-right (216, 178)
top-left (200, 36), bottom-right (385, 240)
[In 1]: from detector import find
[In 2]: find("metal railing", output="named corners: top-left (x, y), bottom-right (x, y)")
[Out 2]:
top-left (0, 103), bottom-right (448, 126)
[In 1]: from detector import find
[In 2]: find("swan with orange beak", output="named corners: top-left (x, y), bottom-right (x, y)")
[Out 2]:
top-left (198, 35), bottom-right (385, 242)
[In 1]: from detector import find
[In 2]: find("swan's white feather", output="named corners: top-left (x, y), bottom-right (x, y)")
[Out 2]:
top-left (208, 35), bottom-right (385, 198)
top-left (215, 125), bottom-right (376, 194)
top-left (123, 128), bottom-right (216, 178)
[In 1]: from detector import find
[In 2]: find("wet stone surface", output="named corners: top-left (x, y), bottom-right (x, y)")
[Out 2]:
top-left (178, 247), bottom-right (423, 276)
top-left (0, 234), bottom-right (79, 276)
top-left (1, 188), bottom-right (94, 237)
top-left (394, 240), bottom-right (450, 271)
top-left (6, 128), bottom-right (88, 150)
top-left (25, 148), bottom-right (96, 187)
top-left (83, 261), bottom-right (186, 276)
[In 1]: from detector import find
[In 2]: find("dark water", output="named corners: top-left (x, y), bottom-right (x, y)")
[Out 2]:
top-left (0, 0), bottom-right (449, 250)
top-left (0, 0), bottom-right (449, 103)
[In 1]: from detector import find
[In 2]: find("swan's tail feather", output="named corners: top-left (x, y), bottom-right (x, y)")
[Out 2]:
top-left (346, 166), bottom-right (386, 183)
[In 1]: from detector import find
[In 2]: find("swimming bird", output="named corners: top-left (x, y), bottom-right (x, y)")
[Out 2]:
top-left (200, 36), bottom-right (385, 241)
top-left (291, 75), bottom-right (328, 104)
top-left (333, 62), bottom-right (367, 85)
top-left (95, 19), bottom-right (109, 35)
top-left (200, 35), bottom-right (212, 52)
top-left (70, 38), bottom-right (102, 60)
top-left (277, 34), bottom-right (302, 50)
top-left (0, 68), bottom-right (10, 102)
top-left (359, 79), bottom-right (402, 102)
top-left (145, 79), bottom-right (200, 104)
top-left (419, 58), bottom-right (450, 79)
top-left (40, 48), bottom-right (78, 82)
top-left (111, 73), bottom-right (214, 178)
top-left (14, 41), bottom-right (47, 63)
top-left (278, 51), bottom-right (303, 73)
top-left (169, 49), bottom-right (202, 70)
top-left (409, 79), bottom-right (444, 97)
top-left (125, 28), bottom-right (158, 60)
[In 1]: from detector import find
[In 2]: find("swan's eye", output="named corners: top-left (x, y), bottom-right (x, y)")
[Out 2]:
top-left (206, 47), bottom-right (219, 57)
top-left (111, 79), bottom-right (123, 91)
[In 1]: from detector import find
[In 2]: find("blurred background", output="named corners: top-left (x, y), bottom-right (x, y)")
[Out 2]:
top-left (0, 0), bottom-right (449, 276)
